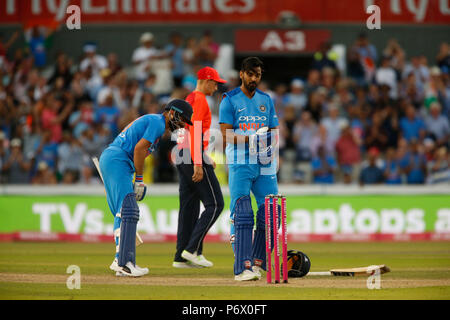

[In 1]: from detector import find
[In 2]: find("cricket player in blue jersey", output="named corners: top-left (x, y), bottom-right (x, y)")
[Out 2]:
top-left (99, 99), bottom-right (193, 277)
top-left (219, 57), bottom-right (280, 281)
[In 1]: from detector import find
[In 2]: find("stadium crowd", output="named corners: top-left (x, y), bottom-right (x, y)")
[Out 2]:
top-left (0, 29), bottom-right (449, 185)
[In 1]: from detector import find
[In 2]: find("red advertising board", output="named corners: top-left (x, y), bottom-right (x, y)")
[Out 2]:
top-left (235, 29), bottom-right (331, 54)
top-left (0, 0), bottom-right (449, 25)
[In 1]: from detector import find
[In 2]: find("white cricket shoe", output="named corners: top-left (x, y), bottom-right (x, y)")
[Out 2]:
top-left (172, 261), bottom-right (202, 269)
top-left (111, 259), bottom-right (148, 276)
top-left (252, 266), bottom-right (263, 280)
top-left (197, 255), bottom-right (214, 267)
top-left (181, 250), bottom-right (212, 268)
top-left (234, 269), bottom-right (259, 281)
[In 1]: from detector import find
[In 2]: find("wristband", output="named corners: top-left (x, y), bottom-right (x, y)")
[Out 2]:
top-left (135, 175), bottom-right (143, 183)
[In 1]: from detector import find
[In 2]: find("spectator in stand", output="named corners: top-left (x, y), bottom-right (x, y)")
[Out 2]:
top-left (400, 139), bottom-right (427, 184)
top-left (80, 42), bottom-right (108, 80)
top-left (436, 42), bottom-right (450, 73)
top-left (403, 56), bottom-right (430, 94)
top-left (165, 32), bottom-right (185, 88)
top-left (348, 33), bottom-right (378, 85)
top-left (383, 147), bottom-right (402, 184)
top-left (359, 147), bottom-right (384, 186)
top-left (1, 138), bottom-right (30, 184)
top-left (70, 71), bottom-right (90, 103)
top-left (293, 110), bottom-right (317, 162)
top-left (272, 83), bottom-right (288, 112)
top-left (25, 27), bottom-right (53, 69)
top-left (132, 33), bottom-right (160, 85)
top-left (0, 88), bottom-right (16, 136)
top-left (425, 66), bottom-right (449, 115)
top-left (376, 56), bottom-right (398, 100)
top-left (334, 79), bottom-right (355, 112)
top-left (428, 147), bottom-right (450, 184)
top-left (106, 53), bottom-right (122, 76)
top-left (312, 41), bottom-right (337, 71)
top-left (41, 94), bottom-right (64, 143)
top-left (364, 111), bottom-right (388, 152)
top-left (321, 67), bottom-right (336, 97)
top-left (279, 105), bottom-right (297, 155)
top-left (32, 161), bottom-right (57, 184)
top-left (311, 146), bottom-right (337, 184)
top-left (354, 32), bottom-right (378, 65)
top-left (310, 125), bottom-right (334, 158)
top-left (94, 86), bottom-right (120, 139)
top-left (347, 45), bottom-right (366, 87)
top-left (33, 73), bottom-right (50, 102)
top-left (425, 102), bottom-right (450, 147)
top-left (321, 103), bottom-right (347, 148)
top-left (285, 78), bottom-right (307, 114)
top-left (48, 53), bottom-right (73, 89)
top-left (304, 90), bottom-right (325, 123)
top-left (383, 38), bottom-right (406, 80)
top-left (335, 122), bottom-right (361, 184)
top-left (222, 70), bottom-right (240, 94)
top-left (380, 106), bottom-right (400, 149)
top-left (400, 104), bottom-right (426, 142)
top-left (400, 72), bottom-right (425, 109)
top-left (196, 31), bottom-right (219, 67)
top-left (423, 138), bottom-right (436, 162)
top-left (183, 37), bottom-right (198, 77)
top-left (305, 69), bottom-right (321, 95)
top-left (32, 130), bottom-right (58, 178)
top-left (57, 131), bottom-right (84, 184)
top-left (79, 125), bottom-right (109, 184)
top-left (69, 100), bottom-right (95, 139)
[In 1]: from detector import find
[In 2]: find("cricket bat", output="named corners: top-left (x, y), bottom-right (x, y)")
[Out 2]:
top-left (307, 265), bottom-right (390, 277)
top-left (92, 157), bottom-right (144, 247)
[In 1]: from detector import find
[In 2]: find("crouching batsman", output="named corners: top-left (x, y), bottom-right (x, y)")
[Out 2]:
top-left (99, 99), bottom-right (193, 277)
top-left (219, 57), bottom-right (280, 281)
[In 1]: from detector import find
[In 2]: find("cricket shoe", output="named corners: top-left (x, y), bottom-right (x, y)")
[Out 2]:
top-left (172, 261), bottom-right (202, 269)
top-left (197, 254), bottom-right (214, 267)
top-left (252, 266), bottom-right (263, 280)
top-left (181, 250), bottom-right (213, 268)
top-left (234, 269), bottom-right (259, 281)
top-left (110, 259), bottom-right (149, 276)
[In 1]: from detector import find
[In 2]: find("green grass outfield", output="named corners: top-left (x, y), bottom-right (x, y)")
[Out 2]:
top-left (0, 241), bottom-right (449, 300)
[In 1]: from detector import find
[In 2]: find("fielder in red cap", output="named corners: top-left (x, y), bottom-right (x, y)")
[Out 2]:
top-left (172, 67), bottom-right (226, 268)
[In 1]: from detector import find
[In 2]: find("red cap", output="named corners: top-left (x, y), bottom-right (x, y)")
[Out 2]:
top-left (368, 147), bottom-right (379, 156)
top-left (197, 67), bottom-right (227, 83)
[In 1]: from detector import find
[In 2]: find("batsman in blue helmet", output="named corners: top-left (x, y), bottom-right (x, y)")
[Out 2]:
top-left (99, 99), bottom-right (193, 277)
top-left (219, 57), bottom-right (280, 281)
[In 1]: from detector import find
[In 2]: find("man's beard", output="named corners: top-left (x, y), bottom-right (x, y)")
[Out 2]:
top-left (244, 80), bottom-right (257, 93)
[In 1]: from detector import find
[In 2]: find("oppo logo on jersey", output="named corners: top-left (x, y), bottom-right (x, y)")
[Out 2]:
top-left (239, 116), bottom-right (267, 122)
top-left (239, 115), bottom-right (267, 131)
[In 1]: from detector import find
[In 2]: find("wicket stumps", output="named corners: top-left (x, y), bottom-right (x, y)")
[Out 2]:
top-left (265, 194), bottom-right (288, 284)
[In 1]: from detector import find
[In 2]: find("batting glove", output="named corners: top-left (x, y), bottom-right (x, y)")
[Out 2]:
top-left (249, 128), bottom-right (276, 165)
top-left (134, 175), bottom-right (147, 201)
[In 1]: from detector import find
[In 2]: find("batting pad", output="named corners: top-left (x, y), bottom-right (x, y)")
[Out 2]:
top-left (233, 195), bottom-right (254, 275)
top-left (252, 203), bottom-right (281, 271)
top-left (118, 193), bottom-right (140, 267)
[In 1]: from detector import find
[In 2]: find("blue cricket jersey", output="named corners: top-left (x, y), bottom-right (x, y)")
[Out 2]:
top-left (219, 88), bottom-right (279, 167)
top-left (110, 114), bottom-right (166, 161)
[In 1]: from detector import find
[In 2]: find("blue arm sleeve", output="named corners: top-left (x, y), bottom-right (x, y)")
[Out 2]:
top-left (219, 95), bottom-right (234, 125)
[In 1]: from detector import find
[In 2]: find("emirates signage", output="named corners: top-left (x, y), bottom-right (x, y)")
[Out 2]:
top-left (0, 0), bottom-right (448, 25)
